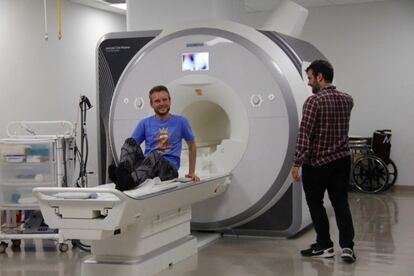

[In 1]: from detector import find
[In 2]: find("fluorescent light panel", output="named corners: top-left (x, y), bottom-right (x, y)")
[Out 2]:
top-left (110, 3), bottom-right (126, 10)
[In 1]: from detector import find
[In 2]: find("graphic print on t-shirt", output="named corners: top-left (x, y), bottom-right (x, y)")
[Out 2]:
top-left (157, 128), bottom-right (170, 152)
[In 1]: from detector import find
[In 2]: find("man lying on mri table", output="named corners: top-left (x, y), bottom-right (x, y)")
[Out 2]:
top-left (109, 84), bottom-right (200, 191)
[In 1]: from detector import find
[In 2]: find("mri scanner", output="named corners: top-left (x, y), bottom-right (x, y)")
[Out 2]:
top-left (34, 21), bottom-right (327, 275)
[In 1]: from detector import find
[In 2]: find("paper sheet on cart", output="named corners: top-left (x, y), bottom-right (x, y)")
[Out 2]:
top-left (53, 183), bottom-right (115, 199)
top-left (52, 177), bottom-right (187, 200)
top-left (124, 177), bottom-right (183, 198)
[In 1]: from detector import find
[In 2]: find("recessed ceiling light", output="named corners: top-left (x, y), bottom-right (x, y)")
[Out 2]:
top-left (110, 3), bottom-right (126, 10)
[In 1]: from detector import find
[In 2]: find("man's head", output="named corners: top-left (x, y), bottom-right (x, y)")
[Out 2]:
top-left (306, 60), bottom-right (334, 94)
top-left (149, 85), bottom-right (171, 117)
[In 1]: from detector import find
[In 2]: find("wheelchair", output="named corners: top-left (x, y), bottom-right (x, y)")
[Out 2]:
top-left (349, 130), bottom-right (398, 193)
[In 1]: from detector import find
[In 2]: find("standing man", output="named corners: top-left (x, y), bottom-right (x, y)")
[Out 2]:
top-left (113, 85), bottom-right (200, 191)
top-left (291, 60), bottom-right (356, 263)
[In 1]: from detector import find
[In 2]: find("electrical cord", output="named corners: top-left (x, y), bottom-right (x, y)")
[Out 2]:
top-left (75, 95), bottom-right (92, 187)
top-left (72, 239), bottom-right (91, 252)
top-left (62, 138), bottom-right (67, 187)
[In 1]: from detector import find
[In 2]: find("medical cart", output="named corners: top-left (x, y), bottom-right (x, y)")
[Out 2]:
top-left (0, 121), bottom-right (75, 253)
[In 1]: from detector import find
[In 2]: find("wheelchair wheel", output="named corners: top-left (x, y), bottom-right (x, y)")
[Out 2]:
top-left (382, 159), bottom-right (398, 191)
top-left (352, 155), bottom-right (389, 193)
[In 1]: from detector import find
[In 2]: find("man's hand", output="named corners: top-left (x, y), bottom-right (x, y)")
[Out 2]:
top-left (291, 166), bottom-right (301, 182)
top-left (185, 173), bottom-right (200, 182)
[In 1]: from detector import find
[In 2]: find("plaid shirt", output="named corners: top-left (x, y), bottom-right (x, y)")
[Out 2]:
top-left (293, 86), bottom-right (353, 167)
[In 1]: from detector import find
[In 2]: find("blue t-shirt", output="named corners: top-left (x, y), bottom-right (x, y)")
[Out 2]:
top-left (131, 115), bottom-right (195, 169)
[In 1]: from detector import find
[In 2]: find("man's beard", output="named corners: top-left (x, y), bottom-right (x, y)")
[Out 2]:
top-left (312, 84), bottom-right (321, 94)
top-left (155, 106), bottom-right (170, 116)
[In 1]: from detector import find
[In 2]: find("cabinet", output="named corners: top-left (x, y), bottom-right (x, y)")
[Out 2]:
top-left (0, 139), bottom-right (56, 209)
top-left (0, 120), bottom-right (75, 254)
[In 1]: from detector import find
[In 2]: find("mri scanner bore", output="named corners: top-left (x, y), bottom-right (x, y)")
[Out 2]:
top-left (98, 21), bottom-right (328, 237)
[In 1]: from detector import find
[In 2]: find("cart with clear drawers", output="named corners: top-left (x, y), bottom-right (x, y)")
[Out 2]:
top-left (0, 121), bottom-right (75, 253)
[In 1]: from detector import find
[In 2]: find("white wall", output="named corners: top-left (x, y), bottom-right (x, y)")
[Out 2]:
top-left (301, 0), bottom-right (414, 186)
top-left (127, 0), bottom-right (245, 31)
top-left (246, 0), bottom-right (414, 186)
top-left (0, 0), bottom-right (126, 186)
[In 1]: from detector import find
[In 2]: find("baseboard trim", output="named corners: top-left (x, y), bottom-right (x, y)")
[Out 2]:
top-left (390, 185), bottom-right (414, 191)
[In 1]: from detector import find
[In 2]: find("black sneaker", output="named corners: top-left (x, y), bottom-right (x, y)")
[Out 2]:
top-left (300, 243), bottom-right (319, 254)
top-left (108, 163), bottom-right (118, 184)
top-left (115, 162), bottom-right (136, 191)
top-left (301, 243), bottom-right (334, 258)
top-left (341, 248), bottom-right (356, 263)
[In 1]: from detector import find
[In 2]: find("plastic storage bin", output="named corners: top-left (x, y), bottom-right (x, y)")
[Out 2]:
top-left (0, 121), bottom-right (75, 253)
top-left (0, 139), bottom-right (56, 208)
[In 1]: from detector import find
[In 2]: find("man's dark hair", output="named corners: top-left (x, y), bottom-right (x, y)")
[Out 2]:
top-left (306, 60), bottom-right (334, 82)
top-left (149, 85), bottom-right (170, 104)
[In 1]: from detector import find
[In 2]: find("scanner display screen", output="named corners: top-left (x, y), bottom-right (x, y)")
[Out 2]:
top-left (182, 52), bottom-right (209, 71)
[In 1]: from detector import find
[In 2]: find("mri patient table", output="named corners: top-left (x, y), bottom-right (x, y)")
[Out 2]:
top-left (33, 174), bottom-right (230, 276)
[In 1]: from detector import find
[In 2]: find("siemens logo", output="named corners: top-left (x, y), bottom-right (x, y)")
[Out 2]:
top-left (186, 43), bottom-right (204, 48)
